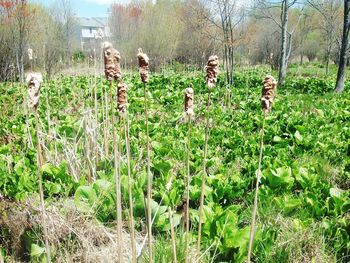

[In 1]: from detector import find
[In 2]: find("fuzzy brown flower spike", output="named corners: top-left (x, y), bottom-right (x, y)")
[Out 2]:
top-left (26, 73), bottom-right (43, 110)
top-left (137, 48), bottom-right (149, 83)
top-left (205, 55), bottom-right (219, 88)
top-left (103, 42), bottom-right (122, 81)
top-left (261, 75), bottom-right (277, 113)
top-left (184, 87), bottom-right (194, 117)
top-left (117, 82), bottom-right (128, 114)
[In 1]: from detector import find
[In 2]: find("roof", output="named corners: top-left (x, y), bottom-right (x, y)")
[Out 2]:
top-left (75, 17), bottom-right (108, 28)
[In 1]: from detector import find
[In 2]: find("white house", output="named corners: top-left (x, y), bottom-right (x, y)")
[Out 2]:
top-left (74, 17), bottom-right (111, 52)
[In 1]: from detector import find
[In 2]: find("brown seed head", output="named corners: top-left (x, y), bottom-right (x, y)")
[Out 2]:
top-left (137, 48), bottom-right (149, 83)
top-left (117, 82), bottom-right (128, 115)
top-left (261, 75), bottom-right (277, 113)
top-left (184, 87), bottom-right (194, 117)
top-left (26, 73), bottom-right (43, 110)
top-left (103, 42), bottom-right (122, 81)
top-left (205, 55), bottom-right (219, 88)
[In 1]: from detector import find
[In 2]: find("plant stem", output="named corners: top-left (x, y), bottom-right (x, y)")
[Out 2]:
top-left (35, 110), bottom-right (51, 263)
top-left (124, 115), bottom-right (136, 263)
top-left (143, 83), bottom-right (153, 263)
top-left (104, 81), bottom-right (110, 158)
top-left (197, 91), bottom-right (211, 257)
top-left (247, 112), bottom-right (266, 263)
top-left (117, 122), bottom-right (123, 263)
top-left (168, 206), bottom-right (178, 263)
top-left (111, 80), bottom-right (123, 263)
top-left (185, 117), bottom-right (191, 263)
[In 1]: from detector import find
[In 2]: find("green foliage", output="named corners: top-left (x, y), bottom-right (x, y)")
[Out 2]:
top-left (0, 70), bottom-right (349, 261)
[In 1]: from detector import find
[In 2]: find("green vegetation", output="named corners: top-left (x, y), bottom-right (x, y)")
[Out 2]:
top-left (0, 70), bottom-right (349, 262)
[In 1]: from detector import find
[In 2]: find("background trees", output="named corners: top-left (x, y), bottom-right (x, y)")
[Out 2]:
top-left (0, 0), bottom-right (349, 92)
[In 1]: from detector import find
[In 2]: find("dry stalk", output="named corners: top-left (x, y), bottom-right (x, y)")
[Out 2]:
top-left (184, 87), bottom-right (194, 263)
top-left (27, 73), bottom-right (51, 263)
top-left (168, 206), bottom-right (178, 263)
top-left (118, 82), bottom-right (137, 262)
top-left (205, 55), bottom-right (219, 88)
top-left (103, 42), bottom-right (122, 158)
top-left (197, 56), bottom-right (219, 257)
top-left (247, 75), bottom-right (277, 263)
top-left (138, 48), bottom-right (153, 263)
top-left (137, 48), bottom-right (149, 84)
top-left (116, 123), bottom-right (123, 263)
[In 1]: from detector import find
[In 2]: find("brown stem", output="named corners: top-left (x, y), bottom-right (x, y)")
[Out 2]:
top-left (112, 81), bottom-right (123, 263)
top-left (247, 112), bottom-right (266, 263)
top-left (185, 118), bottom-right (191, 263)
top-left (197, 91), bottom-right (211, 257)
top-left (104, 81), bottom-right (111, 158)
top-left (168, 206), bottom-right (178, 263)
top-left (124, 116), bottom-right (136, 263)
top-left (35, 110), bottom-right (51, 263)
top-left (144, 83), bottom-right (153, 263)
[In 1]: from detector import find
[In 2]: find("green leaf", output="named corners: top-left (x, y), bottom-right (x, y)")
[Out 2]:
top-left (30, 244), bottom-right (45, 257)
top-left (266, 167), bottom-right (294, 189)
top-left (294, 130), bottom-right (303, 142)
top-left (74, 185), bottom-right (97, 213)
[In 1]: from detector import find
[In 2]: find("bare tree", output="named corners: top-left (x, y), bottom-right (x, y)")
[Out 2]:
top-left (201, 0), bottom-right (246, 86)
top-left (334, 0), bottom-right (350, 93)
top-left (254, 0), bottom-right (302, 84)
top-left (53, 0), bottom-right (75, 65)
top-left (308, 0), bottom-right (342, 75)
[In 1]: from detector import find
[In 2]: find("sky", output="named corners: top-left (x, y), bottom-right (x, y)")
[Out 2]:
top-left (31, 0), bottom-right (123, 17)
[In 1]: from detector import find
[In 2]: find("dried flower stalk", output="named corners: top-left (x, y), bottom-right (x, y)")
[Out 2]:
top-left (205, 55), bottom-right (219, 88)
top-left (27, 73), bottom-right (43, 110)
top-left (184, 87), bottom-right (194, 117)
top-left (261, 75), bottom-right (277, 112)
top-left (117, 82), bottom-right (128, 114)
top-left (137, 48), bottom-right (149, 83)
top-left (103, 42), bottom-right (122, 81)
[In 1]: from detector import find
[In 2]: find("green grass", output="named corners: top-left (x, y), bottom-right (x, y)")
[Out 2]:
top-left (0, 69), bottom-right (349, 262)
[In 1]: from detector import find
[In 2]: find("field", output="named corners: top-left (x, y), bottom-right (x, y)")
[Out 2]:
top-left (0, 68), bottom-right (349, 262)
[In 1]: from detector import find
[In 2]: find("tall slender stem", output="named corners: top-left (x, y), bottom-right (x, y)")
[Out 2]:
top-left (111, 80), bottom-right (123, 263)
top-left (168, 206), bottom-right (177, 263)
top-left (143, 83), bottom-right (153, 263)
top-left (124, 115), bottom-right (136, 263)
top-left (104, 82), bottom-right (110, 158)
top-left (35, 110), bottom-right (51, 263)
top-left (197, 91), bottom-right (211, 256)
top-left (247, 112), bottom-right (266, 263)
top-left (117, 123), bottom-right (123, 263)
top-left (185, 118), bottom-right (191, 263)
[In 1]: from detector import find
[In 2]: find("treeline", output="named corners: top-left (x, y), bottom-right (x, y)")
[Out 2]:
top-left (109, 0), bottom-right (349, 91)
top-left (1, 0), bottom-right (349, 91)
top-left (0, 0), bottom-right (75, 81)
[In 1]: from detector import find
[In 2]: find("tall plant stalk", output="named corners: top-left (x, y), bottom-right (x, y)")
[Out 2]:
top-left (124, 115), bottom-right (136, 262)
top-left (247, 75), bottom-right (277, 262)
top-left (168, 206), bottom-right (177, 263)
top-left (143, 82), bottom-right (153, 262)
top-left (35, 109), bottom-right (51, 263)
top-left (246, 113), bottom-right (266, 263)
top-left (197, 55), bottom-right (219, 257)
top-left (111, 79), bottom-right (123, 263)
top-left (185, 118), bottom-right (191, 263)
top-left (104, 84), bottom-right (109, 158)
top-left (197, 91), bottom-right (211, 255)
top-left (117, 122), bottom-right (123, 263)
top-left (186, 118), bottom-right (191, 263)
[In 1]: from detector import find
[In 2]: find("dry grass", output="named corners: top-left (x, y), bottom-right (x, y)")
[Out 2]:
top-left (0, 197), bottom-right (143, 262)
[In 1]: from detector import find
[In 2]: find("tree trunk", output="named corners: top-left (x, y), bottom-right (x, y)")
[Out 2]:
top-left (278, 0), bottom-right (288, 85)
top-left (334, 0), bottom-right (350, 93)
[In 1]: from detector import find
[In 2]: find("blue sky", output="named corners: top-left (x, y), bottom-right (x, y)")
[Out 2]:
top-left (31, 0), bottom-right (122, 17)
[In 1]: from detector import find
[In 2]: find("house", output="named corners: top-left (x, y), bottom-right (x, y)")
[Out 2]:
top-left (74, 17), bottom-right (112, 52)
